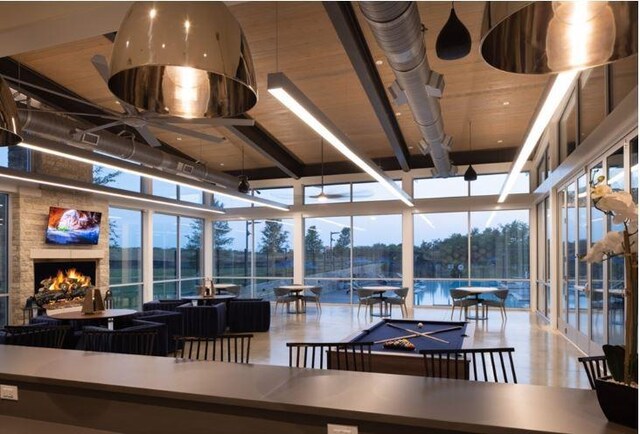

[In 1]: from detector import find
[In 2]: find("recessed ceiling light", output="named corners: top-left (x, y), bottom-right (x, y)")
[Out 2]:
top-left (502, 101), bottom-right (510, 106)
top-left (220, 163), bottom-right (225, 166)
top-left (375, 59), bottom-right (384, 65)
top-left (176, 137), bottom-right (182, 141)
top-left (395, 112), bottom-right (401, 117)
top-left (497, 139), bottom-right (503, 144)
top-left (115, 101), bottom-right (121, 104)
top-left (408, 146), bottom-right (414, 150)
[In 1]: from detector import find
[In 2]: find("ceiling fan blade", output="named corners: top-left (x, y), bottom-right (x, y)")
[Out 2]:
top-left (147, 120), bottom-right (226, 144)
top-left (83, 120), bottom-right (124, 134)
top-left (162, 117), bottom-right (255, 127)
top-left (309, 193), bottom-right (349, 199)
top-left (136, 126), bottom-right (163, 148)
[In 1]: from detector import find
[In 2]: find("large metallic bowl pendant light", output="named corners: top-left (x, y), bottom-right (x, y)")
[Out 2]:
top-left (480, 2), bottom-right (638, 74)
top-left (0, 76), bottom-right (22, 146)
top-left (109, 2), bottom-right (258, 118)
top-left (436, 3), bottom-right (471, 60)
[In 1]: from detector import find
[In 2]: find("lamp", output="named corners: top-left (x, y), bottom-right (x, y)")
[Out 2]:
top-left (0, 76), bottom-right (22, 146)
top-left (238, 175), bottom-right (251, 194)
top-left (480, 2), bottom-right (637, 74)
top-left (267, 72), bottom-right (413, 207)
top-left (109, 2), bottom-right (258, 118)
top-left (463, 121), bottom-right (476, 182)
top-left (436, 2), bottom-right (471, 60)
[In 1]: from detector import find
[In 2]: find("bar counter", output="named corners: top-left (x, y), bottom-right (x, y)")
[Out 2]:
top-left (0, 346), bottom-right (633, 434)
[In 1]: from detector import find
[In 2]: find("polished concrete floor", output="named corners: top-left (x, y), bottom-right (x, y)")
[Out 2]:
top-left (250, 304), bottom-right (591, 389)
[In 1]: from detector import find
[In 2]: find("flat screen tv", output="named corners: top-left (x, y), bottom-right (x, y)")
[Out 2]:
top-left (45, 207), bottom-right (102, 245)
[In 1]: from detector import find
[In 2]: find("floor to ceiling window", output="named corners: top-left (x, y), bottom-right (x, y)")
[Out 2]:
top-left (0, 195), bottom-right (8, 327)
top-left (152, 213), bottom-right (203, 299)
top-left (214, 219), bottom-right (294, 299)
top-left (414, 210), bottom-right (530, 307)
top-left (108, 207), bottom-right (143, 309)
top-left (303, 215), bottom-right (402, 303)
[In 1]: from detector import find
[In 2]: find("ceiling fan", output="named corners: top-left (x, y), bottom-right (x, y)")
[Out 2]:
top-left (13, 54), bottom-right (255, 148)
top-left (308, 139), bottom-right (374, 201)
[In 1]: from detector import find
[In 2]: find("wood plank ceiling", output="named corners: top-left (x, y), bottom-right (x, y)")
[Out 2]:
top-left (11, 1), bottom-right (549, 177)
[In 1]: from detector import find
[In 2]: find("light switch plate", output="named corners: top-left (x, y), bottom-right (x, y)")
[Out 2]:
top-left (327, 424), bottom-right (358, 434)
top-left (0, 385), bottom-right (18, 401)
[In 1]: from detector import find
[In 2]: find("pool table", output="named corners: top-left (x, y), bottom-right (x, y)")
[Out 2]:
top-left (337, 319), bottom-right (475, 376)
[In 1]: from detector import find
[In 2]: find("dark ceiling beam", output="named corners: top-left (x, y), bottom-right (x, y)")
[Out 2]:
top-left (323, 1), bottom-right (411, 172)
top-left (0, 57), bottom-right (194, 161)
top-left (227, 147), bottom-right (519, 180)
top-left (225, 116), bottom-right (305, 180)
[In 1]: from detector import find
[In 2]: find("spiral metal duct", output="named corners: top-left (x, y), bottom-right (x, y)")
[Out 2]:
top-left (359, 1), bottom-right (454, 177)
top-left (19, 109), bottom-right (237, 188)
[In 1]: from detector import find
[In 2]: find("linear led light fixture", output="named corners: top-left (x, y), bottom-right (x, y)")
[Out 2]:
top-left (0, 167), bottom-right (224, 215)
top-left (498, 71), bottom-right (578, 203)
top-left (267, 72), bottom-right (413, 207)
top-left (18, 141), bottom-right (290, 212)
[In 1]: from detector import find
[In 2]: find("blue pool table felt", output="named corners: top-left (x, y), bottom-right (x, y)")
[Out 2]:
top-left (350, 319), bottom-right (469, 353)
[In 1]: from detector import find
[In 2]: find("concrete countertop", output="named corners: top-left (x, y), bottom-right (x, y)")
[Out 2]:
top-left (0, 346), bottom-right (633, 434)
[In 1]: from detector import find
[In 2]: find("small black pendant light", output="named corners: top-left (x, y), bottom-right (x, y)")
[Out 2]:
top-left (436, 2), bottom-right (471, 61)
top-left (463, 121), bottom-right (477, 182)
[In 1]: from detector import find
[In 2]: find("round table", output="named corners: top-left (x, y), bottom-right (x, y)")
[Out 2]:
top-left (276, 285), bottom-right (320, 314)
top-left (361, 286), bottom-right (399, 317)
top-left (47, 309), bottom-right (137, 329)
top-left (454, 287), bottom-right (499, 320)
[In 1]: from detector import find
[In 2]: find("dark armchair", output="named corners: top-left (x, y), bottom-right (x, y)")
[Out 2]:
top-left (176, 303), bottom-right (227, 338)
top-left (227, 299), bottom-right (270, 333)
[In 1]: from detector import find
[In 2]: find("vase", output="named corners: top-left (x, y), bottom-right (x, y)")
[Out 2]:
top-left (594, 376), bottom-right (638, 428)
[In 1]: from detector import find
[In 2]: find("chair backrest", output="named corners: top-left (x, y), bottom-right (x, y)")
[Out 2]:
top-left (177, 304), bottom-right (227, 338)
top-left (175, 334), bottom-right (253, 363)
top-left (421, 347), bottom-right (517, 383)
top-left (82, 329), bottom-right (157, 356)
top-left (393, 287), bottom-right (409, 298)
top-left (450, 289), bottom-right (471, 301)
top-left (310, 287), bottom-right (322, 296)
top-left (286, 342), bottom-right (373, 372)
top-left (356, 289), bottom-right (375, 300)
top-left (493, 289), bottom-right (509, 301)
top-left (578, 355), bottom-right (608, 389)
top-left (3, 325), bottom-right (70, 349)
top-left (274, 287), bottom-right (291, 298)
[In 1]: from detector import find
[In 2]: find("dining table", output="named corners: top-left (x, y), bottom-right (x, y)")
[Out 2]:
top-left (454, 286), bottom-right (499, 320)
top-left (276, 285), bottom-right (320, 314)
top-left (360, 285), bottom-right (399, 317)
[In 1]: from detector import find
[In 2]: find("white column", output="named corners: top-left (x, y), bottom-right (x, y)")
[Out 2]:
top-left (203, 217), bottom-right (213, 279)
top-left (142, 209), bottom-right (154, 303)
top-left (549, 189), bottom-right (559, 330)
top-left (293, 212), bottom-right (304, 284)
top-left (402, 172), bottom-right (414, 308)
top-left (402, 210), bottom-right (414, 309)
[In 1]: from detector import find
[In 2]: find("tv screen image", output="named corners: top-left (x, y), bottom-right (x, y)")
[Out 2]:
top-left (45, 207), bottom-right (102, 245)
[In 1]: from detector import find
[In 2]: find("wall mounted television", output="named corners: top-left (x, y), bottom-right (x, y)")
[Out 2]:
top-left (45, 207), bottom-right (102, 245)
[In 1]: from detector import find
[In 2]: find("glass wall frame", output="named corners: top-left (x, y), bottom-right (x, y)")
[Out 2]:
top-left (108, 207), bottom-right (143, 309)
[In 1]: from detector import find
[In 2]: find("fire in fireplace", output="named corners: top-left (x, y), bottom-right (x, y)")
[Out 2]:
top-left (33, 261), bottom-right (97, 309)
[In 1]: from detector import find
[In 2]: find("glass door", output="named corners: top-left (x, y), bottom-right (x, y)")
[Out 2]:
top-left (606, 147), bottom-right (625, 345)
top-left (590, 163), bottom-right (605, 344)
top-left (577, 175), bottom-right (589, 335)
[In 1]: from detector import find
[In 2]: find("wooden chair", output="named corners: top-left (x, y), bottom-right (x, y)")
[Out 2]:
top-left (356, 289), bottom-right (383, 316)
top-left (385, 288), bottom-right (409, 318)
top-left (274, 287), bottom-right (296, 313)
top-left (82, 329), bottom-right (157, 356)
top-left (3, 325), bottom-right (69, 349)
top-left (449, 289), bottom-right (477, 320)
top-left (578, 355), bottom-right (609, 389)
top-left (302, 287), bottom-right (323, 312)
top-left (421, 347), bottom-right (518, 383)
top-left (286, 342), bottom-right (373, 372)
top-left (481, 289), bottom-right (510, 320)
top-left (175, 334), bottom-right (253, 363)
